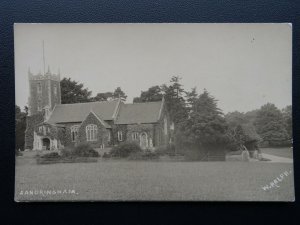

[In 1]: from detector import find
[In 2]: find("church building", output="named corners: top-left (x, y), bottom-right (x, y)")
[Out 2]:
top-left (25, 69), bottom-right (173, 151)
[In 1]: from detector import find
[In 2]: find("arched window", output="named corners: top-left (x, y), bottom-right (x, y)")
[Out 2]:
top-left (37, 82), bottom-right (42, 94)
top-left (53, 84), bottom-right (57, 96)
top-left (107, 131), bottom-right (111, 142)
top-left (117, 131), bottom-right (123, 141)
top-left (37, 100), bottom-right (42, 111)
top-left (71, 125), bottom-right (79, 142)
top-left (86, 124), bottom-right (98, 141)
top-left (132, 132), bottom-right (139, 140)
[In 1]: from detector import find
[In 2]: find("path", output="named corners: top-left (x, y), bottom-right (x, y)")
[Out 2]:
top-left (261, 153), bottom-right (293, 163)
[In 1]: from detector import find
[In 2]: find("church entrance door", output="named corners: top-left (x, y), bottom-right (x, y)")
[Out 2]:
top-left (42, 138), bottom-right (50, 150)
top-left (140, 132), bottom-right (148, 150)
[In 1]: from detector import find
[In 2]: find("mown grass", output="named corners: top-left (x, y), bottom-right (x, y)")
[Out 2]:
top-left (15, 154), bottom-right (294, 201)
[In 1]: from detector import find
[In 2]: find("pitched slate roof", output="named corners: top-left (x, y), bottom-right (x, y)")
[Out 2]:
top-left (88, 111), bottom-right (111, 128)
top-left (46, 99), bottom-right (119, 124)
top-left (115, 101), bottom-right (163, 124)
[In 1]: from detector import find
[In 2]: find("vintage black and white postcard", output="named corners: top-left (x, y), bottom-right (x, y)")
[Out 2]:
top-left (14, 23), bottom-right (294, 201)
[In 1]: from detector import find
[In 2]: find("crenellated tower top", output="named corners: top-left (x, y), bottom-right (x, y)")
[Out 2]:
top-left (27, 66), bottom-right (61, 116)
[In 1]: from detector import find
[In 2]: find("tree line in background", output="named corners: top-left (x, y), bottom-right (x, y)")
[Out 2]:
top-left (60, 78), bottom-right (127, 103)
top-left (15, 76), bottom-right (292, 151)
top-left (133, 76), bottom-right (292, 151)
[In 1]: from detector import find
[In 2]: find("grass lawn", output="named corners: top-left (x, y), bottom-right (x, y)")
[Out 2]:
top-left (261, 147), bottom-right (293, 159)
top-left (15, 154), bottom-right (294, 201)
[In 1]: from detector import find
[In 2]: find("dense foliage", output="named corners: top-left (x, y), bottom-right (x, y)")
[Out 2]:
top-left (61, 77), bottom-right (128, 104)
top-left (155, 143), bottom-right (176, 156)
top-left (92, 92), bottom-right (113, 101)
top-left (133, 85), bottom-right (163, 103)
top-left (112, 87), bottom-right (127, 101)
top-left (225, 111), bottom-right (261, 151)
top-left (61, 143), bottom-right (99, 157)
top-left (133, 76), bottom-right (188, 126)
top-left (161, 76), bottom-right (188, 125)
top-left (176, 90), bottom-right (229, 149)
top-left (89, 87), bottom-right (127, 102)
top-left (282, 105), bottom-right (292, 140)
top-left (40, 152), bottom-right (60, 159)
top-left (61, 78), bottom-right (92, 104)
top-left (185, 87), bottom-right (198, 113)
top-left (254, 103), bottom-right (289, 146)
top-left (15, 105), bottom-right (27, 151)
top-left (131, 77), bottom-right (292, 149)
top-left (109, 141), bottom-right (142, 158)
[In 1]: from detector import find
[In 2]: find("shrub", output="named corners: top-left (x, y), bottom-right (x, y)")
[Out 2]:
top-left (60, 147), bottom-right (73, 158)
top-left (102, 152), bottom-right (110, 158)
top-left (128, 150), bottom-right (159, 160)
top-left (156, 144), bottom-right (176, 156)
top-left (110, 141), bottom-right (141, 158)
top-left (40, 152), bottom-right (61, 159)
top-left (72, 143), bottom-right (99, 157)
top-left (60, 143), bottom-right (99, 158)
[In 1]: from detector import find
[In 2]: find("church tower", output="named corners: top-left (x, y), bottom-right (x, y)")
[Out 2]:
top-left (28, 66), bottom-right (61, 116)
top-left (25, 67), bottom-right (61, 150)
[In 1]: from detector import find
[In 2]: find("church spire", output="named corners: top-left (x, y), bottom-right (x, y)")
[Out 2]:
top-left (42, 40), bottom-right (46, 75)
top-left (47, 65), bottom-right (51, 74)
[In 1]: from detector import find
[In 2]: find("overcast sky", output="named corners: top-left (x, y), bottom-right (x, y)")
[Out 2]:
top-left (14, 23), bottom-right (292, 113)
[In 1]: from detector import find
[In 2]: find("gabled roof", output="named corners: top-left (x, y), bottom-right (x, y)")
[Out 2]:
top-left (46, 99), bottom-right (119, 124)
top-left (88, 111), bottom-right (111, 128)
top-left (115, 101), bottom-right (163, 124)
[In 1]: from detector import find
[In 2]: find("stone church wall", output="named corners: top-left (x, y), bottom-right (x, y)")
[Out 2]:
top-left (155, 103), bottom-right (172, 147)
top-left (126, 124), bottom-right (154, 145)
top-left (59, 122), bottom-right (82, 147)
top-left (77, 112), bottom-right (110, 149)
top-left (24, 112), bottom-right (44, 150)
top-left (112, 123), bottom-right (163, 148)
top-left (111, 124), bottom-right (127, 145)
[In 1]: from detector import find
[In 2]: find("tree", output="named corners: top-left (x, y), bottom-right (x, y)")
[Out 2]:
top-left (161, 76), bottom-right (188, 125)
top-left (225, 111), bottom-right (261, 151)
top-left (92, 92), bottom-right (113, 101)
top-left (15, 105), bottom-right (27, 151)
top-left (244, 109), bottom-right (259, 124)
top-left (225, 111), bottom-right (248, 127)
top-left (282, 105), bottom-right (292, 140)
top-left (225, 111), bottom-right (247, 150)
top-left (185, 87), bottom-right (198, 113)
top-left (177, 90), bottom-right (228, 149)
top-left (133, 85), bottom-right (163, 103)
top-left (113, 87), bottom-right (127, 101)
top-left (254, 103), bottom-right (289, 145)
top-left (24, 106), bottom-right (29, 115)
top-left (60, 78), bottom-right (92, 104)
